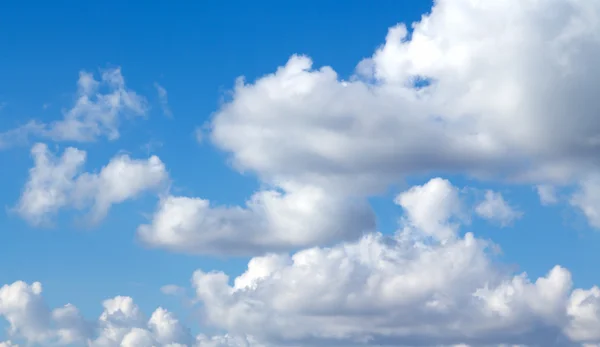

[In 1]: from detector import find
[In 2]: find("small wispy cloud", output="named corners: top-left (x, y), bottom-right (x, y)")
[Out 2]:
top-left (154, 82), bottom-right (173, 118)
top-left (141, 140), bottom-right (163, 156)
top-left (194, 127), bottom-right (204, 144)
top-left (0, 67), bottom-right (147, 151)
top-left (0, 121), bottom-right (45, 150)
top-left (475, 190), bottom-right (523, 227)
top-left (160, 284), bottom-right (186, 296)
top-left (536, 185), bottom-right (558, 205)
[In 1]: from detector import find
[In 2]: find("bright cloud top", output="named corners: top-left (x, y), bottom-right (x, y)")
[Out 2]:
top-left (208, 0), bottom-right (600, 229)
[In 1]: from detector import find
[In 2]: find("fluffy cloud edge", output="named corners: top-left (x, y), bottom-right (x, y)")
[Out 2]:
top-left (14, 143), bottom-right (168, 226)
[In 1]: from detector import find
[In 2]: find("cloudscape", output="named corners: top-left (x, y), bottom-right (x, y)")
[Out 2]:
top-left (2, 0), bottom-right (600, 346)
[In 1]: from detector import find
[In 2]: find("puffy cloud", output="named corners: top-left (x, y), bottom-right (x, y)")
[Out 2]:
top-left (0, 68), bottom-right (147, 147)
top-left (394, 177), bottom-right (465, 242)
top-left (89, 296), bottom-right (194, 347)
top-left (0, 281), bottom-right (90, 345)
top-left (15, 144), bottom-right (86, 224)
top-left (15, 143), bottom-right (167, 225)
top-left (137, 184), bottom-right (374, 256)
top-left (133, 0), bottom-right (600, 256)
top-left (207, 0), bottom-right (600, 230)
top-left (149, 308), bottom-right (193, 345)
top-left (0, 281), bottom-right (204, 347)
top-left (475, 191), bottom-right (522, 227)
top-left (565, 287), bottom-right (600, 342)
top-left (155, 82), bottom-right (173, 118)
top-left (5, 179), bottom-right (600, 346)
top-left (188, 179), bottom-right (599, 346)
top-left (9, 0), bottom-right (600, 345)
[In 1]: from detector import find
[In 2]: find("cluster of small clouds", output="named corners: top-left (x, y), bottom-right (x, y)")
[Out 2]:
top-left (3, 0), bottom-right (600, 345)
top-left (12, 144), bottom-right (519, 257)
top-left (0, 281), bottom-right (213, 347)
top-left (3, 178), bottom-right (600, 347)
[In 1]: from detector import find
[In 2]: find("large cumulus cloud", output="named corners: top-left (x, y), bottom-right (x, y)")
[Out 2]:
top-left (190, 179), bottom-right (600, 347)
top-left (213, 0), bottom-right (600, 183)
top-left (206, 0), bottom-right (600, 228)
top-left (137, 0), bottom-right (600, 257)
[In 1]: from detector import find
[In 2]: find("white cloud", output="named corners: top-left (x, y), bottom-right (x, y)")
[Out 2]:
top-left (89, 296), bottom-right (194, 347)
top-left (0, 121), bottom-right (46, 150)
top-left (536, 185), bottom-right (559, 206)
top-left (15, 143), bottom-right (86, 224)
top-left (4, 180), bottom-right (600, 346)
top-left (155, 82), bottom-right (173, 118)
top-left (121, 0), bottom-right (600, 257)
top-left (161, 285), bottom-right (186, 297)
top-left (0, 282), bottom-right (206, 347)
top-left (207, 0), bottom-right (600, 230)
top-left (0, 281), bottom-right (90, 345)
top-left (475, 191), bottom-right (522, 227)
top-left (137, 184), bottom-right (374, 256)
top-left (187, 179), bottom-right (599, 346)
top-left (0, 68), bottom-right (147, 147)
top-left (395, 177), bottom-right (465, 242)
top-left (565, 287), bottom-right (600, 342)
top-left (570, 175), bottom-right (600, 228)
top-left (15, 143), bottom-right (167, 225)
top-left (7, 0), bottom-right (600, 344)
top-left (47, 68), bottom-right (147, 142)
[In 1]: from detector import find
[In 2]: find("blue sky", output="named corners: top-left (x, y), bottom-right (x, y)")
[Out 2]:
top-left (2, 1), bottom-right (600, 346)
